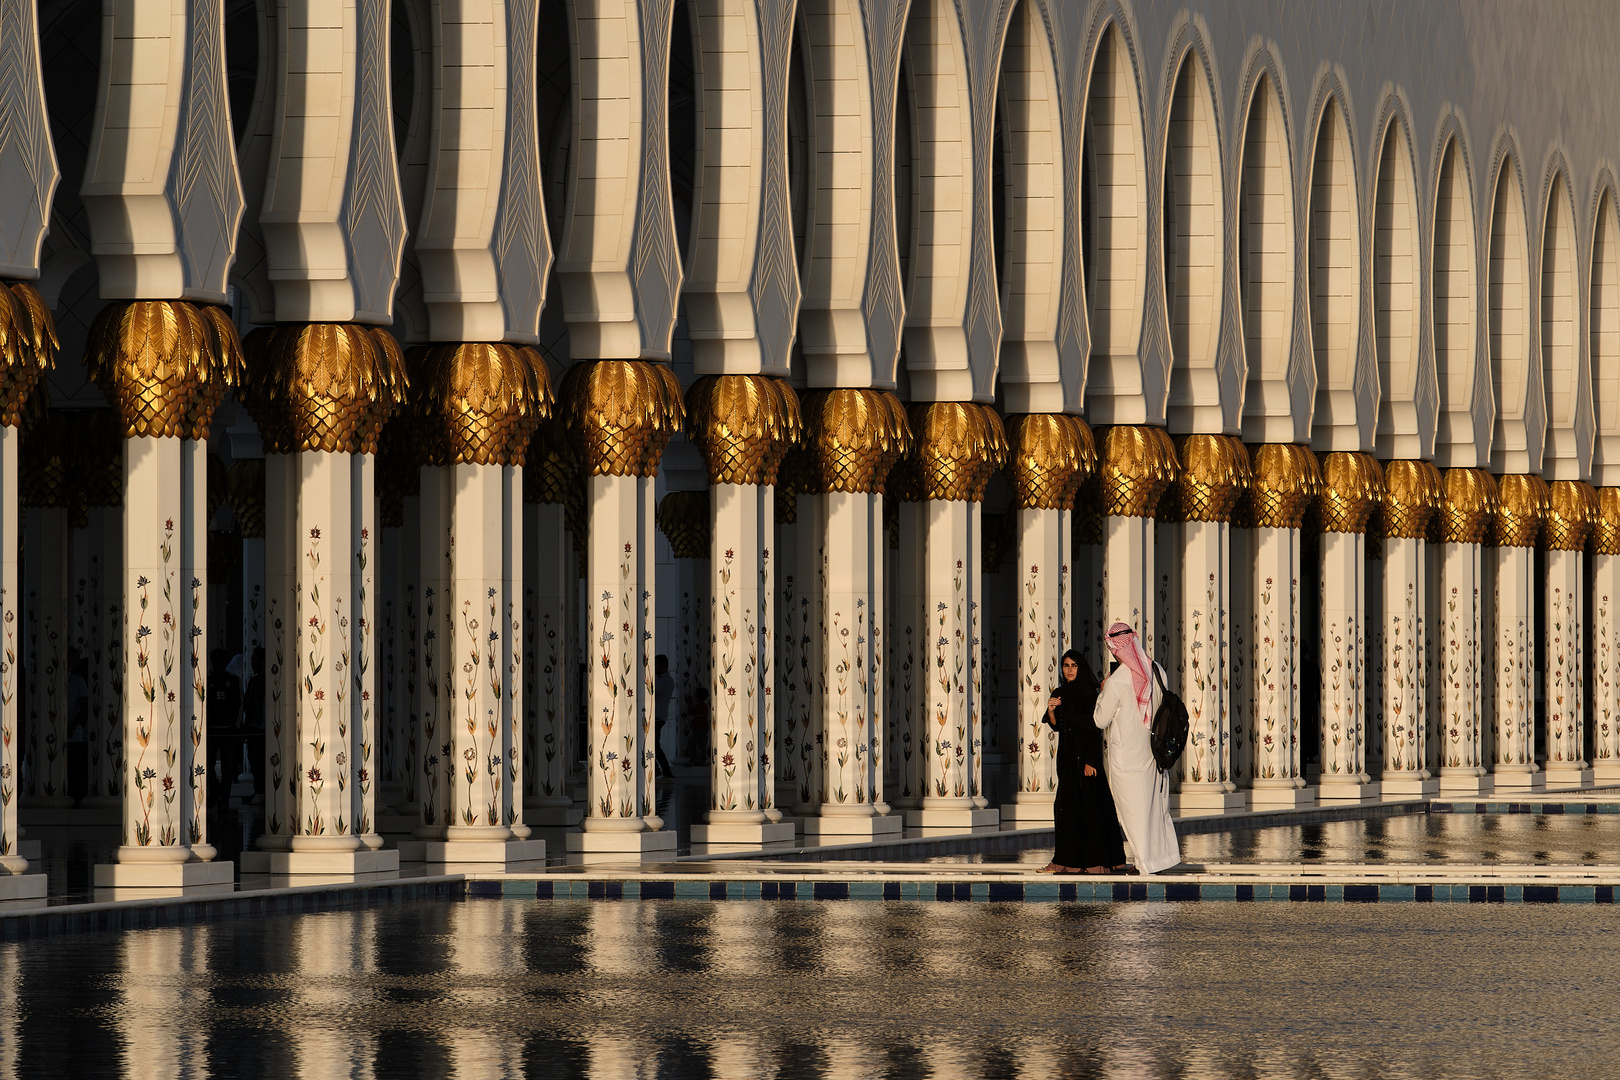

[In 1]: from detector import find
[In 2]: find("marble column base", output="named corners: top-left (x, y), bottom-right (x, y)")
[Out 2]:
top-left (1542, 766), bottom-right (1594, 790)
top-left (1249, 784), bottom-right (1318, 810)
top-left (1172, 788), bottom-right (1248, 816)
top-left (239, 849), bottom-right (401, 877)
top-left (1592, 761), bottom-right (1620, 783)
top-left (565, 829), bottom-right (676, 857)
top-left (1380, 775), bottom-right (1438, 800)
top-left (94, 860), bottom-right (236, 888)
top-left (903, 806), bottom-right (1001, 832)
top-left (999, 797), bottom-right (1057, 825)
top-left (1491, 768), bottom-right (1544, 793)
top-left (0, 874), bottom-right (45, 901)
top-left (1317, 780), bottom-right (1382, 805)
top-left (1438, 771), bottom-right (1495, 797)
top-left (399, 838), bottom-right (546, 870)
top-left (690, 821), bottom-right (796, 846)
top-left (794, 813), bottom-right (904, 841)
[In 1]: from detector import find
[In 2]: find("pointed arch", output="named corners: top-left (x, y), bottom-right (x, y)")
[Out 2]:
top-left (1373, 111), bottom-right (1428, 458)
top-left (1238, 70), bottom-right (1298, 443)
top-left (1541, 160), bottom-right (1592, 479)
top-left (1162, 44), bottom-right (1223, 434)
top-left (1431, 130), bottom-right (1485, 467)
top-left (1079, 20), bottom-right (1149, 424)
top-left (997, 0), bottom-right (1065, 414)
top-left (1306, 95), bottom-right (1360, 450)
top-left (1488, 146), bottom-right (1543, 474)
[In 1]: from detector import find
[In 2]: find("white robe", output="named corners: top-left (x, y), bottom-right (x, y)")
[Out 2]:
top-left (1094, 662), bottom-right (1181, 874)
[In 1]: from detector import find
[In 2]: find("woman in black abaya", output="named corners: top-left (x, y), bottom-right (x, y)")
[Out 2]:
top-left (1039, 649), bottom-right (1126, 874)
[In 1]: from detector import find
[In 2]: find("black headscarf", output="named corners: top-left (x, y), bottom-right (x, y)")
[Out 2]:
top-left (1052, 648), bottom-right (1099, 709)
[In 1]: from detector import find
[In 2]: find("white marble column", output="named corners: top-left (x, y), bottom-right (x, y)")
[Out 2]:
top-left (1379, 461), bottom-right (1446, 799)
top-left (1097, 427), bottom-right (1177, 668)
top-left (1171, 434), bottom-right (1248, 815)
top-left (563, 361), bottom-right (681, 861)
top-left (397, 343), bottom-right (545, 869)
top-left (677, 378), bottom-right (802, 850)
top-left (1592, 490), bottom-right (1620, 780)
top-left (792, 389), bottom-right (907, 843)
top-left (0, 422), bottom-right (43, 897)
top-left (1490, 474), bottom-right (1546, 794)
top-left (1542, 481), bottom-right (1596, 788)
top-left (1241, 444), bottom-right (1321, 809)
top-left (1317, 453), bottom-right (1382, 804)
top-left (894, 404), bottom-right (1004, 834)
top-left (999, 414), bottom-right (1092, 824)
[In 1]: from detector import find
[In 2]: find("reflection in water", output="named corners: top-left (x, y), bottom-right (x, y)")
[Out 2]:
top-left (1175, 812), bottom-right (1620, 865)
top-left (0, 898), bottom-right (1616, 1078)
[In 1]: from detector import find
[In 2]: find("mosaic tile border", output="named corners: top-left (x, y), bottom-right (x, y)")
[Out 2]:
top-left (0, 879), bottom-right (464, 942)
top-left (469, 879), bottom-right (1620, 905)
top-left (1432, 802), bottom-right (1620, 815)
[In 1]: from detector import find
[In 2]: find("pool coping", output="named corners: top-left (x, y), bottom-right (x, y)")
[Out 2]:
top-left (9, 795), bottom-right (1620, 936)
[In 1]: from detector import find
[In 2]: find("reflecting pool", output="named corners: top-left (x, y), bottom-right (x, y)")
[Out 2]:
top-left (4, 897), bottom-right (1617, 1078)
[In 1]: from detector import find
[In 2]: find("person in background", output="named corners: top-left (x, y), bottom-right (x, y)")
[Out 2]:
top-left (1093, 623), bottom-right (1181, 875)
top-left (653, 654), bottom-right (675, 779)
top-left (1041, 648), bottom-right (1125, 874)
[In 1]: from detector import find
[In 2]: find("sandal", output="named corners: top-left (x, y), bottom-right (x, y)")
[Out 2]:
top-left (1037, 863), bottom-right (1066, 874)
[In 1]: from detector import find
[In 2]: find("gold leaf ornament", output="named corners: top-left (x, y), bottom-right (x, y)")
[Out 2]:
top-left (1239, 443), bottom-right (1321, 529)
top-left (1438, 468), bottom-right (1499, 544)
top-left (561, 360), bottom-right (683, 478)
top-left (1381, 460), bottom-right (1443, 540)
top-left (1317, 452), bottom-right (1384, 534)
top-left (1493, 473), bottom-right (1551, 548)
top-left (1173, 434), bottom-right (1250, 523)
top-left (799, 387), bottom-right (913, 495)
top-left (901, 401), bottom-right (1009, 503)
top-left (1004, 413), bottom-right (1093, 511)
top-left (1098, 425), bottom-right (1180, 518)
top-left (656, 490), bottom-right (711, 559)
top-left (684, 374), bottom-right (803, 487)
top-left (1544, 479), bottom-right (1597, 552)
top-left (1591, 487), bottom-right (1620, 556)
top-left (86, 300), bottom-right (237, 439)
top-left (415, 343), bottom-right (550, 467)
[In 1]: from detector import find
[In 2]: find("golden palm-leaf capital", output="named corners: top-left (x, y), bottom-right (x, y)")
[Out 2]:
top-left (685, 374), bottom-right (802, 486)
top-left (1438, 468), bottom-right (1500, 545)
top-left (1493, 473), bottom-right (1551, 548)
top-left (1098, 425), bottom-right (1179, 518)
top-left (561, 360), bottom-right (681, 478)
top-left (1173, 433), bottom-right (1250, 523)
top-left (1005, 413), bottom-right (1089, 511)
top-left (656, 489), bottom-right (711, 559)
top-left (1318, 452), bottom-right (1384, 534)
top-left (799, 387), bottom-right (912, 495)
top-left (904, 401), bottom-right (1006, 503)
top-left (1592, 487), bottom-right (1620, 556)
top-left (1240, 443), bottom-right (1321, 529)
top-left (1544, 479), bottom-right (1597, 551)
top-left (85, 301), bottom-right (221, 439)
top-left (1381, 459), bottom-right (1440, 539)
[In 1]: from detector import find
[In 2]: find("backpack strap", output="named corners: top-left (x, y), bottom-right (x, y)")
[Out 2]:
top-left (1151, 662), bottom-right (1168, 695)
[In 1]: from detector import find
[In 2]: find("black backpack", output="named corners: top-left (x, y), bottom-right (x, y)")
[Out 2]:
top-left (1149, 664), bottom-right (1189, 771)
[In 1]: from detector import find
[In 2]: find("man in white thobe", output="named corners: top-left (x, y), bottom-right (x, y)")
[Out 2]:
top-left (1094, 622), bottom-right (1181, 875)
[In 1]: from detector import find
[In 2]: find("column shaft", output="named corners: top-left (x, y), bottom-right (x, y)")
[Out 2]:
top-left (1005, 507), bottom-right (1067, 820)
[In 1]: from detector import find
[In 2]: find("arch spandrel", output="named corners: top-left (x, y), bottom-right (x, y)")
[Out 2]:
top-left (996, 0), bottom-right (1068, 415)
top-left (795, 0), bottom-right (908, 390)
top-left (1539, 157), bottom-right (1594, 481)
top-left (1160, 34), bottom-right (1227, 436)
top-left (1591, 174), bottom-right (1620, 485)
top-left (682, 0), bottom-right (801, 378)
top-left (555, 0), bottom-right (682, 362)
top-left (1429, 119), bottom-right (1490, 469)
top-left (1371, 101), bottom-right (1436, 461)
top-left (1486, 140), bottom-right (1546, 475)
top-left (1077, 17), bottom-right (1151, 426)
top-left (0, 0), bottom-right (61, 280)
top-left (1304, 89), bottom-right (1365, 452)
top-left (1235, 62), bottom-right (1306, 445)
